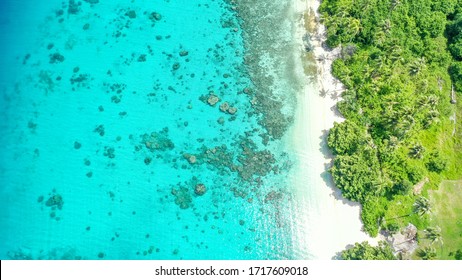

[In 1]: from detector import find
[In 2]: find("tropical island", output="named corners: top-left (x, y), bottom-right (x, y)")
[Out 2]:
top-left (318, 0), bottom-right (462, 259)
top-left (0, 0), bottom-right (460, 261)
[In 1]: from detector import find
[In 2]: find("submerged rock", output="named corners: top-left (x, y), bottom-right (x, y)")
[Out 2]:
top-left (219, 102), bottom-right (230, 112)
top-left (103, 146), bottom-right (115, 159)
top-left (94, 125), bottom-right (105, 136)
top-left (183, 153), bottom-right (197, 164)
top-left (45, 194), bottom-right (64, 210)
top-left (237, 139), bottom-right (276, 181)
top-left (207, 94), bottom-right (220, 106)
top-left (137, 54), bottom-right (146, 62)
top-left (142, 130), bottom-right (174, 152)
top-left (227, 107), bottom-right (237, 115)
top-left (149, 12), bottom-right (162, 21)
top-left (195, 145), bottom-right (235, 174)
top-left (172, 62), bottom-right (180, 71)
top-left (172, 187), bottom-right (192, 209)
top-left (68, 0), bottom-right (81, 15)
top-left (194, 184), bottom-right (206, 196)
top-left (126, 10), bottom-right (136, 19)
top-left (49, 52), bottom-right (65, 64)
top-left (144, 157), bottom-right (152, 165)
top-left (74, 141), bottom-right (82, 149)
top-left (264, 191), bottom-right (283, 203)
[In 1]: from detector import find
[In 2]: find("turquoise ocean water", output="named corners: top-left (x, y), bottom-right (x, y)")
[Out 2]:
top-left (0, 0), bottom-right (305, 259)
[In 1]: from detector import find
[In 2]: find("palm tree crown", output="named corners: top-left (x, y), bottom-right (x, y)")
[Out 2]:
top-left (413, 196), bottom-right (432, 216)
top-left (425, 226), bottom-right (443, 245)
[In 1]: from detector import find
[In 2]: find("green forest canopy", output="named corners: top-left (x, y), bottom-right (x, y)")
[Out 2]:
top-left (320, 0), bottom-right (462, 239)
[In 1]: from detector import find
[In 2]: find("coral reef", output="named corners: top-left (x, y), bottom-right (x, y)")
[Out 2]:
top-left (125, 10), bottom-right (136, 19)
top-left (49, 52), bottom-right (65, 64)
top-left (142, 129), bottom-right (175, 152)
top-left (237, 139), bottom-right (276, 181)
top-left (74, 141), bottom-right (82, 149)
top-left (45, 194), bottom-right (64, 210)
top-left (8, 247), bottom-right (82, 260)
top-left (103, 146), bottom-right (115, 159)
top-left (94, 125), bottom-right (105, 136)
top-left (149, 12), bottom-right (162, 22)
top-left (206, 94), bottom-right (220, 106)
top-left (194, 184), bottom-right (206, 196)
top-left (219, 101), bottom-right (230, 112)
top-left (172, 187), bottom-right (192, 209)
top-left (67, 0), bottom-right (81, 15)
top-left (183, 153), bottom-right (197, 164)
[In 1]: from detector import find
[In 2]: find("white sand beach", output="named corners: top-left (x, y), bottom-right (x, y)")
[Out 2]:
top-left (289, 0), bottom-right (377, 259)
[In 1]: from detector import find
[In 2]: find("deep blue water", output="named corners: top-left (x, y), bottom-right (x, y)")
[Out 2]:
top-left (0, 0), bottom-right (303, 259)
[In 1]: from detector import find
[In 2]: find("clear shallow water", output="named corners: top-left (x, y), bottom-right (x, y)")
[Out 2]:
top-left (0, 0), bottom-right (304, 259)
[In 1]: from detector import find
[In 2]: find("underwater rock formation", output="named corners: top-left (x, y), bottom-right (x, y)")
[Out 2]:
top-left (183, 153), bottom-right (197, 164)
top-left (49, 52), bottom-right (65, 63)
top-left (227, 107), bottom-right (237, 115)
top-left (219, 101), bottom-right (230, 112)
top-left (68, 0), bottom-right (81, 15)
top-left (94, 125), bottom-right (105, 136)
top-left (194, 184), bottom-right (206, 196)
top-left (149, 12), bottom-right (162, 22)
top-left (207, 94), bottom-right (220, 106)
top-left (142, 129), bottom-right (175, 152)
top-left (103, 146), bottom-right (115, 159)
top-left (45, 194), bottom-right (64, 210)
top-left (126, 10), bottom-right (136, 19)
top-left (237, 139), bottom-right (276, 181)
top-left (172, 187), bottom-right (192, 209)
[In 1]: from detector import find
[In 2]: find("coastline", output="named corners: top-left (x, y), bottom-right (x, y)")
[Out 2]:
top-left (290, 0), bottom-right (377, 259)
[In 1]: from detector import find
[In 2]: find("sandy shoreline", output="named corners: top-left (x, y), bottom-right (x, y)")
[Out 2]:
top-left (289, 0), bottom-right (377, 259)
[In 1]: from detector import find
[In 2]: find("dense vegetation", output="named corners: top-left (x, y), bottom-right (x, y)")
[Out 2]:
top-left (340, 241), bottom-right (396, 260)
top-left (320, 0), bottom-right (462, 256)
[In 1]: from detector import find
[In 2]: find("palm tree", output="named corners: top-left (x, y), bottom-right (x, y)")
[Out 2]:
top-left (388, 45), bottom-right (403, 63)
top-left (387, 196), bottom-right (432, 222)
top-left (409, 57), bottom-right (426, 75)
top-left (425, 226), bottom-right (443, 245)
top-left (413, 196), bottom-right (432, 216)
top-left (418, 246), bottom-right (437, 260)
top-left (391, 0), bottom-right (401, 10)
top-left (423, 110), bottom-right (440, 128)
top-left (388, 136), bottom-right (399, 149)
top-left (401, 105), bottom-right (415, 119)
top-left (437, 77), bottom-right (444, 91)
top-left (382, 19), bottom-right (392, 34)
top-left (409, 143), bottom-right (425, 159)
top-left (374, 31), bottom-right (386, 46)
top-left (372, 176), bottom-right (390, 197)
top-left (418, 95), bottom-right (438, 109)
top-left (347, 19), bottom-right (361, 39)
top-left (427, 95), bottom-right (439, 107)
